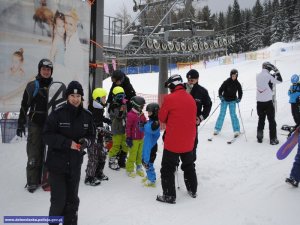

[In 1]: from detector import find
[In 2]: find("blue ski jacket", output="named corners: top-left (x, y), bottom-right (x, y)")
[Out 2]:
top-left (288, 84), bottom-right (300, 103)
top-left (141, 120), bottom-right (160, 164)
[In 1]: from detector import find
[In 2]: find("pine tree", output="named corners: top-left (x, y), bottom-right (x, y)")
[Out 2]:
top-left (230, 0), bottom-right (243, 53)
top-left (249, 0), bottom-right (264, 50)
top-left (270, 0), bottom-right (283, 43)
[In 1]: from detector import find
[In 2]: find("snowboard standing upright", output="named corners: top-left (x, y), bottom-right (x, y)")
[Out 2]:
top-left (41, 82), bottom-right (66, 191)
top-left (277, 127), bottom-right (300, 160)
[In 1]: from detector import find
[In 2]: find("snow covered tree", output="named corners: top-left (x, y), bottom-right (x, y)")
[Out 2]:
top-left (249, 0), bottom-right (264, 50)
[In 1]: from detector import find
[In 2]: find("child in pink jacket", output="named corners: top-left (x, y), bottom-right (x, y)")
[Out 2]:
top-left (125, 96), bottom-right (147, 177)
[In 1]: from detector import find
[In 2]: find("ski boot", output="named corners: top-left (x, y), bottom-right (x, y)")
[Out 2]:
top-left (84, 176), bottom-right (101, 186)
top-left (136, 165), bottom-right (145, 177)
top-left (143, 179), bottom-right (156, 187)
top-left (109, 157), bottom-right (120, 170)
top-left (234, 131), bottom-right (240, 138)
top-left (96, 173), bottom-right (109, 181)
top-left (25, 184), bottom-right (39, 193)
top-left (156, 195), bottom-right (176, 204)
top-left (257, 130), bottom-right (263, 143)
top-left (213, 130), bottom-right (219, 135)
top-left (127, 171), bottom-right (136, 178)
top-left (188, 191), bottom-right (197, 198)
top-left (117, 151), bottom-right (127, 169)
top-left (270, 138), bottom-right (279, 145)
top-left (285, 177), bottom-right (299, 187)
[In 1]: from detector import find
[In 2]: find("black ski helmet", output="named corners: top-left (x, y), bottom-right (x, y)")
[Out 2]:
top-left (38, 58), bottom-right (53, 75)
top-left (130, 96), bottom-right (145, 112)
top-left (262, 61), bottom-right (273, 71)
top-left (230, 69), bottom-right (238, 77)
top-left (146, 103), bottom-right (160, 115)
top-left (164, 74), bottom-right (183, 89)
top-left (111, 70), bottom-right (125, 83)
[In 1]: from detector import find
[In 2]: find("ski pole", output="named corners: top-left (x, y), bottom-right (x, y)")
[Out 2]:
top-left (199, 102), bottom-right (221, 130)
top-left (176, 166), bottom-right (180, 189)
top-left (237, 103), bottom-right (247, 142)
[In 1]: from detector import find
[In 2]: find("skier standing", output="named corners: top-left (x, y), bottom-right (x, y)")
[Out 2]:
top-left (16, 58), bottom-right (53, 193)
top-left (43, 81), bottom-right (95, 225)
top-left (213, 69), bottom-right (243, 137)
top-left (185, 69), bottom-right (212, 162)
top-left (157, 74), bottom-right (197, 204)
top-left (141, 103), bottom-right (160, 187)
top-left (108, 86), bottom-right (128, 170)
top-left (125, 96), bottom-right (147, 178)
top-left (288, 74), bottom-right (300, 125)
top-left (106, 70), bottom-right (135, 167)
top-left (84, 88), bottom-right (111, 186)
top-left (256, 62), bottom-right (282, 144)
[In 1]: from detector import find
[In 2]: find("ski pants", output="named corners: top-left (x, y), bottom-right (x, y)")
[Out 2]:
top-left (290, 135), bottom-right (300, 181)
top-left (49, 171), bottom-right (81, 225)
top-left (86, 142), bottom-right (106, 177)
top-left (108, 134), bottom-right (128, 158)
top-left (126, 139), bottom-right (143, 173)
top-left (145, 144), bottom-right (158, 183)
top-left (160, 149), bottom-right (197, 198)
top-left (26, 122), bottom-right (45, 186)
top-left (257, 100), bottom-right (277, 139)
top-left (214, 100), bottom-right (240, 132)
top-left (291, 103), bottom-right (300, 125)
top-left (192, 127), bottom-right (198, 163)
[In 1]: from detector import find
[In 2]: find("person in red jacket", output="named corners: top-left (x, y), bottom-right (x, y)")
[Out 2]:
top-left (157, 74), bottom-right (198, 204)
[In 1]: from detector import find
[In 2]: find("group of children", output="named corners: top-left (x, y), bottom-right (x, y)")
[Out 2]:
top-left (85, 85), bottom-right (160, 187)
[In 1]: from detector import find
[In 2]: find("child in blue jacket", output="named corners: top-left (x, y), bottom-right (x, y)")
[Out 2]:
top-left (141, 103), bottom-right (160, 187)
top-left (286, 74), bottom-right (300, 187)
top-left (288, 74), bottom-right (300, 125)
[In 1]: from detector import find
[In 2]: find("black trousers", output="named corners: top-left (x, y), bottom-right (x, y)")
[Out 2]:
top-left (192, 127), bottom-right (198, 162)
top-left (291, 103), bottom-right (300, 125)
top-left (257, 101), bottom-right (277, 139)
top-left (160, 149), bottom-right (197, 198)
top-left (49, 171), bottom-right (81, 225)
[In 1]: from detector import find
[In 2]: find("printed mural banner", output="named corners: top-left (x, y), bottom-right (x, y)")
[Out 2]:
top-left (0, 0), bottom-right (91, 112)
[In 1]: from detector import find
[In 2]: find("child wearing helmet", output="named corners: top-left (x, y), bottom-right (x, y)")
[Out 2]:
top-left (288, 74), bottom-right (300, 125)
top-left (125, 96), bottom-right (147, 178)
top-left (107, 86), bottom-right (128, 170)
top-left (84, 88), bottom-right (111, 186)
top-left (141, 103), bottom-right (160, 187)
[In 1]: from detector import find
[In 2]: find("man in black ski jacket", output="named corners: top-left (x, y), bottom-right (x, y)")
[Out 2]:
top-left (185, 69), bottom-right (212, 162)
top-left (43, 81), bottom-right (95, 225)
top-left (16, 58), bottom-right (53, 193)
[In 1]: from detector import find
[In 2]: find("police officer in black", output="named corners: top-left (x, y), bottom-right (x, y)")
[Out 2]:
top-left (16, 58), bottom-right (53, 193)
top-left (43, 81), bottom-right (95, 225)
top-left (185, 69), bottom-right (212, 162)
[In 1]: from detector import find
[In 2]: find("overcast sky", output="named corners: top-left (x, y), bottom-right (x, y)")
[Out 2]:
top-left (104, 0), bottom-right (256, 18)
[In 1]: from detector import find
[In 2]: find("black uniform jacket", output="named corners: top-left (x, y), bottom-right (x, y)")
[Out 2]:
top-left (189, 83), bottom-right (212, 120)
top-left (43, 103), bottom-right (95, 175)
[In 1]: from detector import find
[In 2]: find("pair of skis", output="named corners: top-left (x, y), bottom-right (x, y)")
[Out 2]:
top-left (207, 134), bottom-right (240, 144)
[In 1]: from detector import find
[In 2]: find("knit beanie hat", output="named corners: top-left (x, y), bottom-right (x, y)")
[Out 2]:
top-left (186, 69), bottom-right (199, 79)
top-left (66, 81), bottom-right (84, 97)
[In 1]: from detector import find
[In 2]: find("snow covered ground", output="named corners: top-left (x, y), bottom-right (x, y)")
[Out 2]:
top-left (1, 42), bottom-right (300, 225)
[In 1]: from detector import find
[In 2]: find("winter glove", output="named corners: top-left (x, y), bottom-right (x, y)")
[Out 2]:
top-left (219, 96), bottom-right (224, 102)
top-left (236, 98), bottom-right (241, 103)
top-left (103, 117), bottom-right (112, 125)
top-left (142, 160), bottom-right (149, 170)
top-left (126, 137), bottom-right (133, 148)
top-left (78, 138), bottom-right (90, 151)
top-left (16, 125), bottom-right (25, 137)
